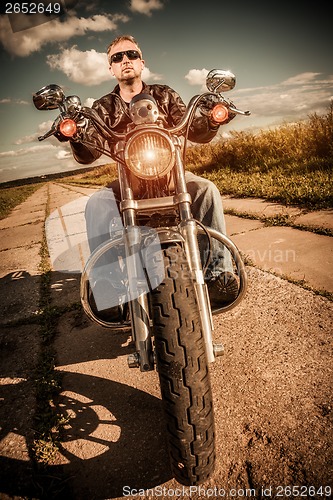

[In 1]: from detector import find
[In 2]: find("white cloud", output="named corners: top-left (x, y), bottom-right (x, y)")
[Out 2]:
top-left (0, 144), bottom-right (57, 158)
top-left (56, 149), bottom-right (72, 160)
top-left (0, 98), bottom-right (29, 105)
top-left (15, 134), bottom-right (40, 145)
top-left (142, 66), bottom-right (163, 82)
top-left (46, 46), bottom-right (163, 86)
top-left (0, 13), bottom-right (128, 56)
top-left (282, 72), bottom-right (321, 85)
top-left (189, 71), bottom-right (333, 123)
top-left (84, 97), bottom-right (96, 107)
top-left (47, 47), bottom-right (110, 86)
top-left (185, 68), bottom-right (209, 87)
top-left (185, 69), bottom-right (210, 92)
top-left (14, 121), bottom-right (54, 145)
top-left (130, 0), bottom-right (164, 16)
top-left (229, 72), bottom-right (333, 124)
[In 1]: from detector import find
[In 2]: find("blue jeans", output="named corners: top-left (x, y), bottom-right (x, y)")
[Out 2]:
top-left (85, 171), bottom-right (233, 282)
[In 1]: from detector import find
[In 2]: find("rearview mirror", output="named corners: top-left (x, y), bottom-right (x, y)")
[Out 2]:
top-left (206, 69), bottom-right (236, 93)
top-left (33, 84), bottom-right (65, 110)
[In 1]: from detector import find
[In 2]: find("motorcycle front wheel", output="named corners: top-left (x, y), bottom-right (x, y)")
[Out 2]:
top-left (149, 243), bottom-right (215, 485)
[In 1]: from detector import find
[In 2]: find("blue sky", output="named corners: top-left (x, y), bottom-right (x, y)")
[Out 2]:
top-left (0, 0), bottom-right (332, 183)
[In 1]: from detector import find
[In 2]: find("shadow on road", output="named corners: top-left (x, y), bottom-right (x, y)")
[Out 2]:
top-left (0, 373), bottom-right (171, 499)
top-left (0, 270), bottom-right (172, 499)
top-left (54, 373), bottom-right (171, 499)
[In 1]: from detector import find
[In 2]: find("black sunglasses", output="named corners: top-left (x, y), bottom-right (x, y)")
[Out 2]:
top-left (110, 50), bottom-right (141, 64)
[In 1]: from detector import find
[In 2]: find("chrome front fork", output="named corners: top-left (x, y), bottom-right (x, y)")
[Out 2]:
top-left (180, 219), bottom-right (216, 362)
top-left (122, 224), bottom-right (154, 372)
top-left (173, 141), bottom-right (247, 362)
top-left (173, 143), bottom-right (217, 363)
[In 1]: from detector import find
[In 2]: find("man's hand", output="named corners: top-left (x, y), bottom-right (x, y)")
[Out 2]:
top-left (54, 115), bottom-right (88, 142)
top-left (199, 95), bottom-right (236, 127)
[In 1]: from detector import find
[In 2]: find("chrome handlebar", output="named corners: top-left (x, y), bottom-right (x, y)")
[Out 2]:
top-left (80, 92), bottom-right (250, 140)
top-left (229, 105), bottom-right (251, 116)
top-left (38, 91), bottom-right (250, 142)
top-left (38, 116), bottom-right (62, 141)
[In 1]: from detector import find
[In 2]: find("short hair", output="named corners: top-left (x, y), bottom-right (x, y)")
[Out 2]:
top-left (107, 35), bottom-right (142, 64)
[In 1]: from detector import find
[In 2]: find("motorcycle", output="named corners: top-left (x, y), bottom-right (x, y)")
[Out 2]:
top-left (33, 70), bottom-right (249, 485)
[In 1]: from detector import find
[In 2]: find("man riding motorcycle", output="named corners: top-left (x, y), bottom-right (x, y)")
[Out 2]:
top-left (55, 34), bottom-right (238, 318)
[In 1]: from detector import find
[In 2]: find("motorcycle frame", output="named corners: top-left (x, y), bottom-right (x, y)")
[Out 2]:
top-left (80, 127), bottom-right (248, 370)
top-left (72, 91), bottom-right (248, 371)
top-left (113, 133), bottom-right (216, 370)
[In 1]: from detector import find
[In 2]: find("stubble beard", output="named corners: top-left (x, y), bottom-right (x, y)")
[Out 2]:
top-left (120, 68), bottom-right (140, 87)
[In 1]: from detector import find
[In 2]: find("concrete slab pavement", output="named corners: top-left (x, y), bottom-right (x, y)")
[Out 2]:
top-left (223, 196), bottom-right (304, 219)
top-left (0, 187), bottom-right (46, 230)
top-left (230, 224), bottom-right (333, 292)
top-left (225, 214), bottom-right (265, 235)
top-left (0, 183), bottom-right (98, 325)
top-left (223, 196), bottom-right (333, 293)
top-left (293, 210), bottom-right (333, 231)
top-left (0, 184), bottom-right (48, 324)
top-left (46, 183), bottom-right (98, 308)
top-left (223, 195), bottom-right (333, 232)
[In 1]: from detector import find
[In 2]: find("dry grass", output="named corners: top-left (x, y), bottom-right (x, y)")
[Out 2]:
top-left (185, 103), bottom-right (333, 209)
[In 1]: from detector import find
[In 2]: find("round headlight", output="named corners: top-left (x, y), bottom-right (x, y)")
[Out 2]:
top-left (124, 130), bottom-right (175, 180)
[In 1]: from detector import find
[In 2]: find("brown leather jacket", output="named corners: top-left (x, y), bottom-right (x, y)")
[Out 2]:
top-left (70, 82), bottom-right (219, 164)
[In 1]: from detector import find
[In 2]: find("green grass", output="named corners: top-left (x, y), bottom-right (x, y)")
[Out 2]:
top-left (0, 184), bottom-right (41, 219)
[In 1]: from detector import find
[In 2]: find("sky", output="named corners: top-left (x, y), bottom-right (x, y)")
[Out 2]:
top-left (0, 0), bottom-right (332, 183)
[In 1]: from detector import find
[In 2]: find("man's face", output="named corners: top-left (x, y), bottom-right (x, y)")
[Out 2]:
top-left (109, 40), bottom-right (144, 83)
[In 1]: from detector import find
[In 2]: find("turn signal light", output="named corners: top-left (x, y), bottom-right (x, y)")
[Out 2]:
top-left (210, 104), bottom-right (229, 124)
top-left (59, 118), bottom-right (77, 137)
